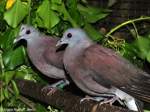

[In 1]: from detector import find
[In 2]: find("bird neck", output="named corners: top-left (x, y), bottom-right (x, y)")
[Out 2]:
top-left (64, 39), bottom-right (93, 61)
top-left (27, 34), bottom-right (46, 58)
top-left (68, 37), bottom-right (93, 49)
top-left (27, 33), bottom-right (43, 46)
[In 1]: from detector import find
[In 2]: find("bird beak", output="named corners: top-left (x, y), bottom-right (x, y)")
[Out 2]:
top-left (56, 40), bottom-right (63, 47)
top-left (56, 37), bottom-right (69, 47)
top-left (13, 36), bottom-right (22, 44)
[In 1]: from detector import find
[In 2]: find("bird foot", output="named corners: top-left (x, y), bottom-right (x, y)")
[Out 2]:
top-left (80, 95), bottom-right (123, 106)
top-left (41, 85), bottom-right (58, 96)
top-left (99, 95), bottom-right (122, 105)
top-left (80, 95), bottom-right (105, 103)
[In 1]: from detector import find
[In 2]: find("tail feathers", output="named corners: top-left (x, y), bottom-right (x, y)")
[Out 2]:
top-left (135, 99), bottom-right (144, 112)
top-left (126, 73), bottom-right (150, 103)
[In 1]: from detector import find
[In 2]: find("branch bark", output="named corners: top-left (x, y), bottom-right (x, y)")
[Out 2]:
top-left (15, 79), bottom-right (135, 112)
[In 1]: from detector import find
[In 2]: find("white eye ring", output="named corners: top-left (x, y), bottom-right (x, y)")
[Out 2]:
top-left (21, 27), bottom-right (24, 31)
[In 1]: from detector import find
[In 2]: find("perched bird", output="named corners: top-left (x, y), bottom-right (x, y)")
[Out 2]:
top-left (56, 28), bottom-right (150, 111)
top-left (14, 25), bottom-right (69, 89)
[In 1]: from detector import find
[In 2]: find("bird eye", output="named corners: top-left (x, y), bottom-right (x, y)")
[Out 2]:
top-left (67, 33), bottom-right (72, 38)
top-left (26, 30), bottom-right (31, 34)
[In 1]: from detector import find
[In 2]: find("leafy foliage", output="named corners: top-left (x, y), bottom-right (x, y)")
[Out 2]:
top-left (4, 0), bottom-right (28, 28)
top-left (105, 17), bottom-right (150, 69)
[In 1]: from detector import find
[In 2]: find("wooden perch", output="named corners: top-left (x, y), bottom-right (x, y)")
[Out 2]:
top-left (15, 79), bottom-right (135, 112)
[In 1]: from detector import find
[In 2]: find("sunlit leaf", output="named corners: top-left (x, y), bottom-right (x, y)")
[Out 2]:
top-left (36, 0), bottom-right (60, 29)
top-left (0, 28), bottom-right (18, 51)
top-left (3, 46), bottom-right (26, 70)
top-left (4, 0), bottom-right (28, 28)
top-left (147, 52), bottom-right (150, 62)
top-left (78, 4), bottom-right (110, 23)
top-left (66, 0), bottom-right (83, 25)
top-left (11, 80), bottom-right (19, 97)
top-left (4, 71), bottom-right (15, 85)
top-left (0, 107), bottom-right (4, 112)
top-left (134, 36), bottom-right (150, 60)
top-left (51, 0), bottom-right (62, 4)
top-left (4, 88), bottom-right (10, 99)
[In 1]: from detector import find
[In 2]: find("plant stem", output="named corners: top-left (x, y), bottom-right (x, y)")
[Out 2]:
top-left (27, 0), bottom-right (31, 24)
top-left (106, 16), bottom-right (150, 37)
top-left (131, 21), bottom-right (139, 38)
top-left (0, 50), bottom-right (4, 76)
top-left (8, 87), bottom-right (36, 110)
top-left (62, 3), bottom-right (78, 28)
top-left (0, 50), bottom-right (4, 111)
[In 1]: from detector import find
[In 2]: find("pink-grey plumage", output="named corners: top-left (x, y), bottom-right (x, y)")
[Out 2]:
top-left (56, 28), bottom-right (150, 111)
top-left (14, 25), bottom-right (66, 80)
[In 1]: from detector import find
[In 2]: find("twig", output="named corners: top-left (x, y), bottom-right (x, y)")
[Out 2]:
top-left (15, 79), bottom-right (135, 112)
top-left (8, 87), bottom-right (36, 111)
top-left (106, 16), bottom-right (150, 37)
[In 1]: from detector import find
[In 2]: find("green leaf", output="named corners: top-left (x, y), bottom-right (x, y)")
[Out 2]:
top-left (4, 88), bottom-right (10, 99)
top-left (123, 43), bottom-right (137, 59)
top-left (51, 0), bottom-right (62, 4)
top-left (144, 110), bottom-right (150, 112)
top-left (0, 28), bottom-right (18, 51)
top-left (78, 4), bottom-right (110, 23)
top-left (11, 80), bottom-right (19, 97)
top-left (35, 104), bottom-right (47, 112)
top-left (15, 65), bottom-right (43, 83)
top-left (36, 0), bottom-right (60, 29)
top-left (123, 41), bottom-right (144, 68)
top-left (0, 89), bottom-right (5, 102)
top-left (0, 107), bottom-right (4, 112)
top-left (126, 36), bottom-right (150, 64)
top-left (0, 1), bottom-right (5, 13)
top-left (4, 71), bottom-right (15, 85)
top-left (146, 52), bottom-right (150, 62)
top-left (2, 46), bottom-right (26, 70)
top-left (66, 0), bottom-right (83, 26)
top-left (84, 23), bottom-right (103, 41)
top-left (134, 36), bottom-right (150, 59)
top-left (50, 2), bottom-right (78, 27)
top-left (4, 0), bottom-right (28, 28)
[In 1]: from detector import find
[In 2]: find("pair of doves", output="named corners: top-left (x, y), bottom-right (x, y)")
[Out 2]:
top-left (14, 25), bottom-right (150, 112)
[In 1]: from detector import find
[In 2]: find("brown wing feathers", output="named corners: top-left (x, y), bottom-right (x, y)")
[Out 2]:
top-left (85, 44), bottom-right (150, 103)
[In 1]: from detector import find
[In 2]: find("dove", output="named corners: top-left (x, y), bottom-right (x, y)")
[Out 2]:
top-left (14, 25), bottom-right (69, 90)
top-left (56, 28), bottom-right (150, 111)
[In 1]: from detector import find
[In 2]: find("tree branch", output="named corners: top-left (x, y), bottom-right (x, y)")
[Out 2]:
top-left (15, 79), bottom-right (135, 112)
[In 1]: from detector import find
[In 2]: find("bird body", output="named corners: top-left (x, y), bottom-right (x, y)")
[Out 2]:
top-left (14, 25), bottom-right (67, 84)
top-left (57, 28), bottom-right (150, 111)
top-left (27, 35), bottom-right (65, 79)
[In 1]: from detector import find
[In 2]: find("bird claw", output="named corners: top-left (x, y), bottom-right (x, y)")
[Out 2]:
top-left (99, 95), bottom-right (123, 105)
top-left (80, 95), bottom-right (124, 106)
top-left (41, 86), bottom-right (58, 96)
top-left (80, 96), bottom-right (104, 104)
top-left (80, 97), bottom-right (94, 103)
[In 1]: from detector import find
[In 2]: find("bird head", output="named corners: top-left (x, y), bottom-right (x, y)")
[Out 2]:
top-left (56, 28), bottom-right (91, 48)
top-left (13, 24), bottom-right (39, 44)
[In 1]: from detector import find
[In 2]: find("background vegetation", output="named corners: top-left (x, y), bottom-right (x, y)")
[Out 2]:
top-left (0, 0), bottom-right (150, 111)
